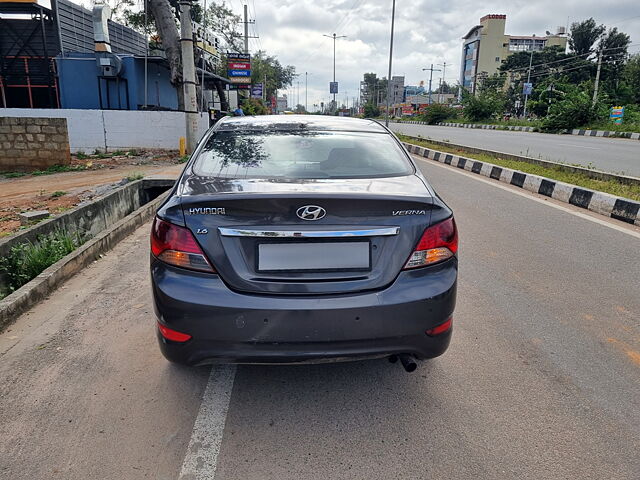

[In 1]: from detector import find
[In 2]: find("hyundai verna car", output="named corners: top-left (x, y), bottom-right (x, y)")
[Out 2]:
top-left (150, 115), bottom-right (457, 371)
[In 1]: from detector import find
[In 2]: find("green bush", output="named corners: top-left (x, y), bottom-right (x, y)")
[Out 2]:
top-left (541, 87), bottom-right (607, 132)
top-left (242, 98), bottom-right (269, 115)
top-left (363, 102), bottom-right (380, 118)
top-left (420, 104), bottom-right (459, 124)
top-left (0, 229), bottom-right (84, 297)
top-left (462, 92), bottom-right (505, 122)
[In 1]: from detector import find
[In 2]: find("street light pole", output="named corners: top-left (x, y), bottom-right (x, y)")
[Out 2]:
top-left (523, 49), bottom-right (534, 118)
top-left (323, 33), bottom-right (346, 113)
top-left (305, 72), bottom-right (308, 113)
top-left (385, 0), bottom-right (396, 126)
top-left (422, 64), bottom-right (441, 105)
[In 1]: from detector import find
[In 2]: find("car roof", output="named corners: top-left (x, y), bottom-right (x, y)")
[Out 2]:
top-left (215, 115), bottom-right (389, 133)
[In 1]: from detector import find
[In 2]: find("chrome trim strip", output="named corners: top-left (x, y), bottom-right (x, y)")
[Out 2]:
top-left (218, 227), bottom-right (400, 238)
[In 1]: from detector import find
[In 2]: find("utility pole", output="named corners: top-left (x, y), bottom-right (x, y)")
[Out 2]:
top-left (437, 61), bottom-right (447, 103)
top-left (239, 5), bottom-right (258, 52)
top-left (384, 0), bottom-right (396, 126)
top-left (592, 48), bottom-right (603, 107)
top-left (180, 0), bottom-right (199, 153)
top-left (422, 64), bottom-right (441, 105)
top-left (522, 49), bottom-right (534, 118)
top-left (323, 33), bottom-right (346, 114)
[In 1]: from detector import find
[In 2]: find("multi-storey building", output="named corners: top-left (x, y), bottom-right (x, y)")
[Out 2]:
top-left (460, 14), bottom-right (567, 94)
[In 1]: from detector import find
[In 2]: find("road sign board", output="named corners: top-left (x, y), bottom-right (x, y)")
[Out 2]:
top-left (330, 82), bottom-right (338, 94)
top-left (230, 77), bottom-right (251, 84)
top-left (523, 82), bottom-right (533, 95)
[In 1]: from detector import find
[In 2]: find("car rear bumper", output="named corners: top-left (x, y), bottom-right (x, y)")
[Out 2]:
top-left (151, 258), bottom-right (457, 366)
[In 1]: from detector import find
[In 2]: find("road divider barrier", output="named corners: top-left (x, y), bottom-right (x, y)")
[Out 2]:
top-left (402, 141), bottom-right (640, 227)
top-left (397, 121), bottom-right (640, 140)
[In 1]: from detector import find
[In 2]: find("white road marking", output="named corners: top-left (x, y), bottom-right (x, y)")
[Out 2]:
top-left (556, 143), bottom-right (599, 150)
top-left (179, 365), bottom-right (237, 480)
top-left (414, 156), bottom-right (640, 240)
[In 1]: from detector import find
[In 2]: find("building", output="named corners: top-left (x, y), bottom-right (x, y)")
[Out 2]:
top-left (389, 75), bottom-right (404, 105)
top-left (460, 14), bottom-right (567, 93)
top-left (0, 0), bottom-right (227, 111)
top-left (277, 94), bottom-right (288, 112)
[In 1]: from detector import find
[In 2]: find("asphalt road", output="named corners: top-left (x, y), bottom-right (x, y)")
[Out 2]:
top-left (1, 158), bottom-right (639, 479)
top-left (391, 122), bottom-right (640, 177)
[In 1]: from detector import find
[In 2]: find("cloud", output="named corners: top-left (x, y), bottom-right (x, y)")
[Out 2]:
top-left (236, 0), bottom-right (640, 107)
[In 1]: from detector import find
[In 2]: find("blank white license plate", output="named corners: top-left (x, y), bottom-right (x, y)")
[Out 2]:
top-left (258, 242), bottom-right (370, 271)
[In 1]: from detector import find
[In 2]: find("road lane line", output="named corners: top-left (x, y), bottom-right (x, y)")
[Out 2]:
top-left (179, 365), bottom-right (237, 480)
top-left (414, 156), bottom-right (640, 240)
top-left (557, 143), bottom-right (599, 150)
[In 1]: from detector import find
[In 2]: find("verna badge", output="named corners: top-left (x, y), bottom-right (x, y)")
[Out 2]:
top-left (296, 205), bottom-right (326, 221)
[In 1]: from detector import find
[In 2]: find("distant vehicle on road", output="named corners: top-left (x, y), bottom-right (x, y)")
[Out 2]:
top-left (150, 115), bottom-right (458, 371)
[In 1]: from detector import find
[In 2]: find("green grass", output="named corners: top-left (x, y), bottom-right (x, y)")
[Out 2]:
top-left (2, 172), bottom-right (27, 178)
top-left (31, 164), bottom-right (87, 176)
top-left (397, 134), bottom-right (640, 201)
top-left (50, 191), bottom-right (67, 198)
top-left (0, 229), bottom-right (85, 299)
top-left (125, 172), bottom-right (144, 182)
top-left (177, 155), bottom-right (189, 164)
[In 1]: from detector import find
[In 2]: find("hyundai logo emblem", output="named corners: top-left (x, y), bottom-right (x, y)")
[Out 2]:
top-left (296, 205), bottom-right (326, 221)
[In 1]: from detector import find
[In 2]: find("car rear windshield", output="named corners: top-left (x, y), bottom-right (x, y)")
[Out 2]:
top-left (192, 130), bottom-right (414, 179)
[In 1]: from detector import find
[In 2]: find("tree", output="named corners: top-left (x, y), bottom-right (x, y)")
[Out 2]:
top-left (461, 87), bottom-right (505, 122)
top-left (623, 54), bottom-right (640, 104)
top-left (146, 0), bottom-right (183, 108)
top-left (250, 51), bottom-right (296, 102)
top-left (294, 104), bottom-right (306, 113)
top-left (569, 18), bottom-right (605, 56)
top-left (204, 1), bottom-right (242, 51)
top-left (541, 83), bottom-right (606, 131)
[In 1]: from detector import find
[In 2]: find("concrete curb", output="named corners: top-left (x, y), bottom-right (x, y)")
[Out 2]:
top-left (0, 188), bottom-right (171, 332)
top-left (401, 141), bottom-right (640, 227)
top-left (399, 121), bottom-right (640, 139)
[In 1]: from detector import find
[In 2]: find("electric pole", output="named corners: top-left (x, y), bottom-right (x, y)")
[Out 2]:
top-left (437, 61), bottom-right (447, 103)
top-left (422, 64), bottom-right (441, 105)
top-left (523, 49), bottom-right (534, 118)
top-left (384, 0), bottom-right (396, 126)
top-left (323, 33), bottom-right (346, 113)
top-left (592, 47), bottom-right (603, 107)
top-left (180, 0), bottom-right (198, 153)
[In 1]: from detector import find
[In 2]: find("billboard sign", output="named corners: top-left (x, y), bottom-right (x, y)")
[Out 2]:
top-left (610, 106), bottom-right (624, 125)
top-left (251, 83), bottom-right (264, 99)
top-left (329, 82), bottom-right (338, 94)
top-left (523, 82), bottom-right (533, 95)
top-left (227, 52), bottom-right (251, 84)
top-left (229, 62), bottom-right (250, 70)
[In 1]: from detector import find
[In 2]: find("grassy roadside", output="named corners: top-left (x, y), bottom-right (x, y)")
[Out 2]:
top-left (392, 117), bottom-right (640, 134)
top-left (397, 134), bottom-right (640, 202)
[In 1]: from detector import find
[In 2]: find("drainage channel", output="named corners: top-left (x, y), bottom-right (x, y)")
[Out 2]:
top-left (0, 178), bottom-right (174, 330)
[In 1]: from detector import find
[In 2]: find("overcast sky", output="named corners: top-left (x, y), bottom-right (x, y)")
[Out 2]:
top-left (221, 0), bottom-right (640, 109)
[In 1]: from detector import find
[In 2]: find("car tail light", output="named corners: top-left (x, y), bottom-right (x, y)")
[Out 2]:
top-left (151, 217), bottom-right (215, 273)
top-left (404, 217), bottom-right (458, 269)
top-left (157, 322), bottom-right (192, 342)
top-left (426, 317), bottom-right (453, 336)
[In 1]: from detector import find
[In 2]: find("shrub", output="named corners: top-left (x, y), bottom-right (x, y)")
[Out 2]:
top-left (462, 92), bottom-right (505, 122)
top-left (541, 87), bottom-right (607, 132)
top-left (242, 98), bottom-right (269, 115)
top-left (0, 229), bottom-right (84, 296)
top-left (420, 104), bottom-right (459, 124)
top-left (363, 102), bottom-right (380, 118)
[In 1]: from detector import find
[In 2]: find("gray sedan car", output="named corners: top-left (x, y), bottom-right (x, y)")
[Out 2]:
top-left (151, 115), bottom-right (457, 371)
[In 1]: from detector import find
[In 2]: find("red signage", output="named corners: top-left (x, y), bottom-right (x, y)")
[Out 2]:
top-left (229, 62), bottom-right (250, 69)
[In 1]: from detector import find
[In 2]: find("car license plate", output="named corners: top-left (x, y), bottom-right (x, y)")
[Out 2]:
top-left (258, 242), bottom-right (370, 272)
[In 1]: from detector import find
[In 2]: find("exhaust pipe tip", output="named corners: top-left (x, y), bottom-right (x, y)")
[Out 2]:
top-left (399, 354), bottom-right (417, 372)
